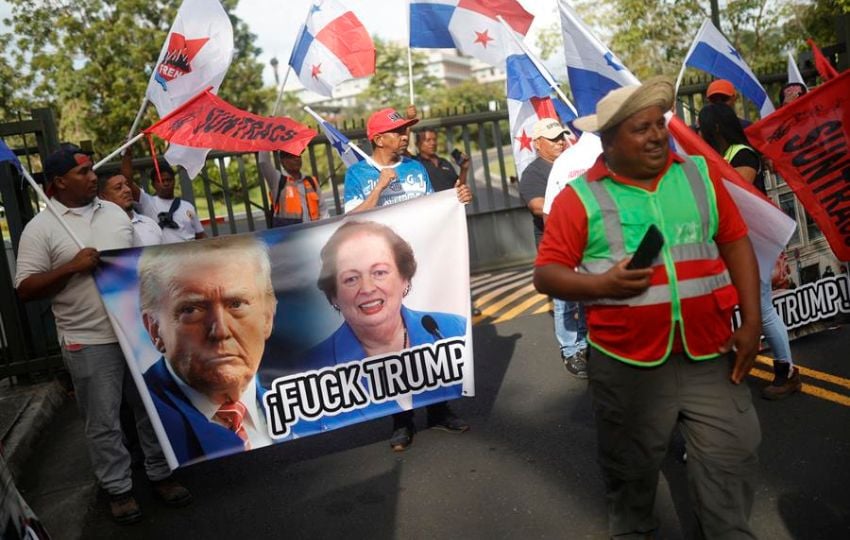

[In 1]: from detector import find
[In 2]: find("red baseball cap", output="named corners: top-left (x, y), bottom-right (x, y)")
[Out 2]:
top-left (706, 79), bottom-right (735, 98)
top-left (366, 108), bottom-right (418, 141)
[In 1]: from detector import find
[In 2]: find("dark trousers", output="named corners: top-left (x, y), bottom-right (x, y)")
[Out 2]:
top-left (588, 349), bottom-right (761, 539)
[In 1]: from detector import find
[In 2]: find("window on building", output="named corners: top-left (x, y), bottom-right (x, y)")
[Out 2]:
top-left (804, 209), bottom-right (823, 242)
top-left (778, 192), bottom-right (800, 245)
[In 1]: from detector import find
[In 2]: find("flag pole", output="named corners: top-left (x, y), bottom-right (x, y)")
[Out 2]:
top-left (406, 0), bottom-right (415, 105)
top-left (92, 133), bottom-right (145, 171)
top-left (303, 106), bottom-right (380, 169)
top-left (273, 2), bottom-right (314, 115)
top-left (127, 97), bottom-right (149, 139)
top-left (272, 65), bottom-right (293, 116)
top-left (19, 167), bottom-right (84, 249)
top-left (674, 20), bottom-right (707, 93)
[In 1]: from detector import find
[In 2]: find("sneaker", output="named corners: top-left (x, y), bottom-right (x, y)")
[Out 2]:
top-left (152, 478), bottom-right (193, 507)
top-left (109, 492), bottom-right (142, 525)
top-left (762, 362), bottom-right (802, 400)
top-left (427, 406), bottom-right (470, 434)
top-left (563, 349), bottom-right (588, 379)
top-left (471, 305), bottom-right (482, 317)
top-left (390, 424), bottom-right (414, 452)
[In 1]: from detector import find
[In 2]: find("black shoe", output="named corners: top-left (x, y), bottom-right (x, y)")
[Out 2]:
top-left (563, 349), bottom-right (588, 379)
top-left (471, 306), bottom-right (482, 317)
top-left (109, 492), bottom-right (143, 525)
top-left (427, 405), bottom-right (470, 433)
top-left (390, 424), bottom-right (414, 452)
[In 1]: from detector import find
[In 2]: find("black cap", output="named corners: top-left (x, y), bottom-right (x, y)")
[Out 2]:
top-left (43, 147), bottom-right (92, 183)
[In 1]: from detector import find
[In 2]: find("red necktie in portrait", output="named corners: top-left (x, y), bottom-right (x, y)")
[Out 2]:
top-left (215, 401), bottom-right (251, 450)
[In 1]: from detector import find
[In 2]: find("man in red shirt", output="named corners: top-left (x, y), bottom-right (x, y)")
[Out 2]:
top-left (534, 78), bottom-right (762, 538)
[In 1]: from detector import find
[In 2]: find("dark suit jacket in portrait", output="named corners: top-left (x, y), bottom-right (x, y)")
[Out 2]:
top-left (143, 357), bottom-right (285, 466)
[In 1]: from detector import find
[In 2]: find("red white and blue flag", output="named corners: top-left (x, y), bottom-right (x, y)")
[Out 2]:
top-left (145, 0), bottom-right (234, 178)
top-left (556, 0), bottom-right (795, 281)
top-left (289, 0), bottom-right (375, 97)
top-left (680, 19), bottom-right (774, 117)
top-left (410, 0), bottom-right (534, 66)
top-left (506, 50), bottom-right (578, 178)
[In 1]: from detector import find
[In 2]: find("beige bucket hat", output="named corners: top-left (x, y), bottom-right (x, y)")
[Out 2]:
top-left (573, 77), bottom-right (675, 133)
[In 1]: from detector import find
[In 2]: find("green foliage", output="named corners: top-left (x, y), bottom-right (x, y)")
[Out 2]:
top-left (360, 37), bottom-right (439, 112)
top-left (425, 80), bottom-right (505, 116)
top-left (3, 0), bottom-right (269, 152)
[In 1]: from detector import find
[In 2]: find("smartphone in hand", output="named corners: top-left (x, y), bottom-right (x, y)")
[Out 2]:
top-left (626, 224), bottom-right (664, 270)
top-left (450, 148), bottom-right (464, 166)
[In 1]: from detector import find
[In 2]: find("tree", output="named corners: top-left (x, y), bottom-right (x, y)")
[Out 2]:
top-left (360, 37), bottom-right (439, 113)
top-left (2, 0), bottom-right (271, 151)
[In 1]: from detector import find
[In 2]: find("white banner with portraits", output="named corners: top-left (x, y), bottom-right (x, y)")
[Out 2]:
top-left (94, 191), bottom-right (474, 468)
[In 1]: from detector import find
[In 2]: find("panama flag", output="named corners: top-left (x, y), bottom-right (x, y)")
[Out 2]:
top-left (289, 0), bottom-right (375, 97)
top-left (680, 19), bottom-right (775, 117)
top-left (410, 0), bottom-right (534, 66)
top-left (506, 49), bottom-right (579, 178)
top-left (318, 121), bottom-right (364, 167)
top-left (558, 0), bottom-right (638, 116)
top-left (145, 0), bottom-right (234, 178)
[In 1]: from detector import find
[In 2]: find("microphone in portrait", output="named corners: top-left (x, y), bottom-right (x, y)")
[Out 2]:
top-left (421, 315), bottom-right (444, 340)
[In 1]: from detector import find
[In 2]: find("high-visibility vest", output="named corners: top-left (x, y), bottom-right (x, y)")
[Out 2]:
top-left (570, 157), bottom-right (738, 366)
top-left (273, 175), bottom-right (320, 225)
top-left (724, 143), bottom-right (766, 194)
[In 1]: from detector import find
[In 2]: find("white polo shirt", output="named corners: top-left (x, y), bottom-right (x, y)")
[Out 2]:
top-left (14, 198), bottom-right (134, 345)
top-left (139, 192), bottom-right (204, 244)
top-left (130, 210), bottom-right (163, 247)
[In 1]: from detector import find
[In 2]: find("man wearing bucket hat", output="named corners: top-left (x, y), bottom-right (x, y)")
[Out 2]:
top-left (534, 78), bottom-right (762, 538)
top-left (343, 107), bottom-right (472, 214)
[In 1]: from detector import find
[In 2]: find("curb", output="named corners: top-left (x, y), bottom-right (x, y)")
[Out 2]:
top-left (0, 380), bottom-right (67, 481)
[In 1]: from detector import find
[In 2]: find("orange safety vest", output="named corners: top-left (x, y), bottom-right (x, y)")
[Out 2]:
top-left (570, 157), bottom-right (737, 366)
top-left (274, 175), bottom-right (320, 223)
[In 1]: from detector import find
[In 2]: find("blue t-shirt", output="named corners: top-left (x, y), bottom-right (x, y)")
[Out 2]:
top-left (343, 156), bottom-right (433, 213)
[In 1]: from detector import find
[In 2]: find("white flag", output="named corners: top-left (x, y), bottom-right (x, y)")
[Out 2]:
top-left (146, 0), bottom-right (234, 178)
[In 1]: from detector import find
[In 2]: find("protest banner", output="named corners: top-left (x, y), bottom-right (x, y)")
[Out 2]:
top-left (745, 70), bottom-right (850, 261)
top-left (144, 89), bottom-right (317, 155)
top-left (93, 191), bottom-right (474, 468)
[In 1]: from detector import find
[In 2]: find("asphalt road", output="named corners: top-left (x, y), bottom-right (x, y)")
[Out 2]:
top-left (20, 316), bottom-right (850, 539)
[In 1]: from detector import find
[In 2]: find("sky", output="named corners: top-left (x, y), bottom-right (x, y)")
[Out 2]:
top-left (0, 0), bottom-right (563, 89)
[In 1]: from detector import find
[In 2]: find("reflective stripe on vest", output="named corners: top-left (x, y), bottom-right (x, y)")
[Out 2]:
top-left (572, 156), bottom-right (734, 364)
top-left (278, 176), bottom-right (320, 221)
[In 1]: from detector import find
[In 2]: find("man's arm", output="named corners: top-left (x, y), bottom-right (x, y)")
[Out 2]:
top-left (17, 248), bottom-right (100, 302)
top-left (121, 146), bottom-right (142, 202)
top-left (534, 260), bottom-right (652, 302)
top-left (347, 168), bottom-right (396, 213)
top-left (526, 197), bottom-right (545, 217)
top-left (457, 154), bottom-right (470, 186)
top-left (258, 151), bottom-right (281, 202)
top-left (716, 236), bottom-right (761, 384)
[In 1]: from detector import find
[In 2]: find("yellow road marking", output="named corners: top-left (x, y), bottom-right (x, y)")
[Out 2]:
top-left (750, 366), bottom-right (850, 407)
top-left (474, 278), bottom-right (535, 307)
top-left (492, 293), bottom-right (549, 324)
top-left (755, 355), bottom-right (850, 391)
top-left (476, 283), bottom-right (538, 319)
top-left (533, 301), bottom-right (552, 315)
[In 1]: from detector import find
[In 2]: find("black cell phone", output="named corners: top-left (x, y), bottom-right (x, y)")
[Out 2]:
top-left (626, 224), bottom-right (664, 269)
top-left (450, 148), bottom-right (464, 165)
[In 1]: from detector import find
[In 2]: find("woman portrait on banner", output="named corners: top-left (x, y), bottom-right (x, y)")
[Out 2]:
top-left (296, 220), bottom-right (469, 450)
top-left (698, 103), bottom-right (802, 400)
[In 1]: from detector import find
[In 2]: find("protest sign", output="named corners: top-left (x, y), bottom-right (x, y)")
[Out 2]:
top-left (94, 191), bottom-right (473, 468)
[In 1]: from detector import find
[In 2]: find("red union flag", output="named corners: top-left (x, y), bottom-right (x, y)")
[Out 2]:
top-left (745, 70), bottom-right (850, 261)
top-left (145, 90), bottom-right (317, 154)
